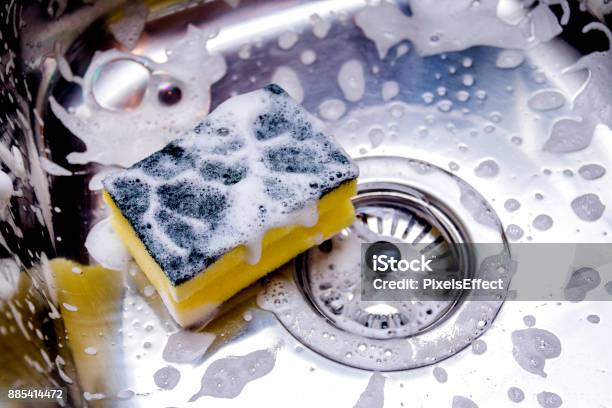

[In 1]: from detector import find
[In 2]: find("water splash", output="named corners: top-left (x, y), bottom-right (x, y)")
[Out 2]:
top-left (511, 328), bottom-right (561, 377)
top-left (189, 349), bottom-right (276, 401)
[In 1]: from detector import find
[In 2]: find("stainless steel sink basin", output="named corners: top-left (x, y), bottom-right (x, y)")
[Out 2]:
top-left (1, 0), bottom-right (611, 407)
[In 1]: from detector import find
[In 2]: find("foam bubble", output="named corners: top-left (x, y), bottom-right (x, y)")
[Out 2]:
top-left (338, 60), bottom-right (365, 102)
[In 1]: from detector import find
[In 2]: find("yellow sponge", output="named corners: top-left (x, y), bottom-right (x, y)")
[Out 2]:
top-left (102, 85), bottom-right (359, 327)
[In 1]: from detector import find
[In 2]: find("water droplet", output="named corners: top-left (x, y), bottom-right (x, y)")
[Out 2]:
top-left (578, 164), bottom-right (606, 180)
top-left (507, 387), bottom-right (525, 403)
top-left (587, 314), bottom-right (600, 324)
top-left (506, 224), bottom-right (524, 241)
top-left (533, 214), bottom-right (553, 231)
top-left (422, 92), bottom-right (434, 104)
top-left (504, 198), bottom-right (521, 212)
top-left (437, 99), bottom-right (453, 112)
top-left (571, 194), bottom-right (605, 221)
top-left (474, 159), bottom-right (499, 178)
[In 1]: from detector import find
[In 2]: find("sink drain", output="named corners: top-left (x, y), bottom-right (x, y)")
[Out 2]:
top-left (257, 156), bottom-right (512, 371)
top-left (298, 184), bottom-right (468, 340)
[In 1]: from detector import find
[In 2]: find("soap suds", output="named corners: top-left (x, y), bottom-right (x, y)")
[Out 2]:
top-left (544, 23), bottom-right (612, 153)
top-left (51, 25), bottom-right (227, 167)
top-left (354, 1), bottom-right (564, 58)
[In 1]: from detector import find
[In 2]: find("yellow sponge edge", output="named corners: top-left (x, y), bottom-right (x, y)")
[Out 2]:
top-left (103, 180), bottom-right (357, 327)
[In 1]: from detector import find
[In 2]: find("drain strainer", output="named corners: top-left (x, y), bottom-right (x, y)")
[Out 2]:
top-left (300, 185), bottom-right (467, 340)
top-left (257, 156), bottom-right (512, 371)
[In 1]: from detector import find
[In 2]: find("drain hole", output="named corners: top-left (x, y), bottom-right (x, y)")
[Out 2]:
top-left (297, 183), bottom-right (470, 340)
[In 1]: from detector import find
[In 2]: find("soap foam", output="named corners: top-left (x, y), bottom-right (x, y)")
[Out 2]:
top-left (51, 25), bottom-right (227, 168)
top-left (544, 23), bottom-right (612, 153)
top-left (354, 1), bottom-right (565, 58)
